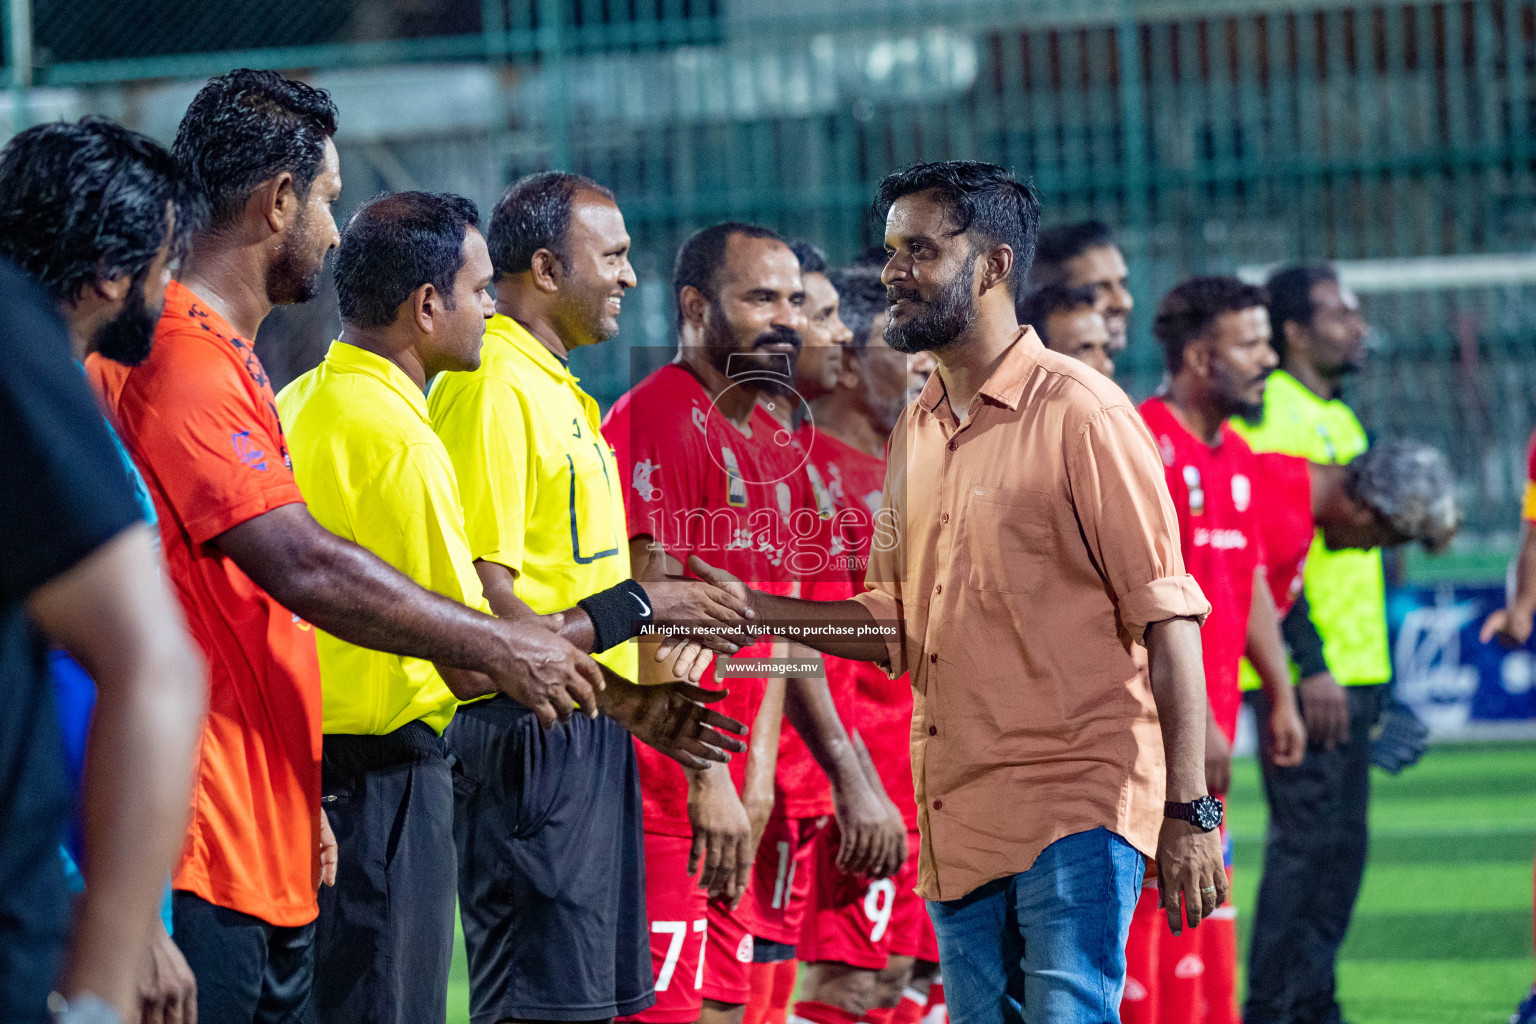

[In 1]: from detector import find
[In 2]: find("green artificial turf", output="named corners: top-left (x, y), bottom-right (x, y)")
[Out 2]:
top-left (445, 742), bottom-right (1536, 1024)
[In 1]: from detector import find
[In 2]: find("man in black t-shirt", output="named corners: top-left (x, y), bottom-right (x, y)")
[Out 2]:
top-left (0, 255), bottom-right (205, 1024)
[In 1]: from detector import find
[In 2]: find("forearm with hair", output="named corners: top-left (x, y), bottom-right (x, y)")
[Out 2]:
top-left (744, 674), bottom-right (786, 809)
top-left (1144, 616), bottom-right (1209, 802)
top-left (749, 590), bottom-right (889, 662)
top-left (474, 558), bottom-right (598, 651)
top-left (215, 504), bottom-right (511, 687)
top-left (783, 670), bottom-right (866, 789)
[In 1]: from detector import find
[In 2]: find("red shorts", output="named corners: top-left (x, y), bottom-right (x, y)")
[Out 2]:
top-left (750, 812), bottom-right (828, 946)
top-left (703, 886), bottom-right (757, 1004)
top-left (621, 833), bottom-right (710, 1024)
top-left (798, 828), bottom-right (937, 969)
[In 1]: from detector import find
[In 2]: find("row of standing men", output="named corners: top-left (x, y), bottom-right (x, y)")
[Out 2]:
top-left (0, 66), bottom-right (1461, 1024)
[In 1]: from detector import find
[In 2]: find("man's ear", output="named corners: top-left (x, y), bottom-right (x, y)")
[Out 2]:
top-left (1185, 336), bottom-right (1215, 379)
top-left (530, 249), bottom-right (562, 294)
top-left (835, 346), bottom-right (862, 391)
top-left (90, 273), bottom-right (133, 306)
top-left (976, 243), bottom-right (1014, 296)
top-left (679, 284), bottom-right (710, 330)
top-left (409, 282), bottom-right (438, 334)
top-left (255, 172), bottom-right (298, 236)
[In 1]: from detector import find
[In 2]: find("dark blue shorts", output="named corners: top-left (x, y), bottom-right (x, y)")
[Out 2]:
top-left (448, 696), bottom-right (653, 1023)
top-left (0, 617), bottom-right (68, 1023)
top-left (172, 891), bottom-right (315, 1024)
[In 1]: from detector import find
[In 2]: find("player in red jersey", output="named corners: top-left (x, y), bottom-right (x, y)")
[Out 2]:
top-left (742, 240), bottom-right (852, 1024)
top-left (744, 244), bottom-right (909, 1024)
top-left (787, 264), bottom-right (944, 1024)
top-left (603, 223), bottom-right (900, 1024)
top-left (1127, 277), bottom-right (1306, 1024)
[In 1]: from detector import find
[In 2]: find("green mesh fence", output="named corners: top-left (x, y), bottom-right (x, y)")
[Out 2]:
top-left (5, 0), bottom-right (1535, 539)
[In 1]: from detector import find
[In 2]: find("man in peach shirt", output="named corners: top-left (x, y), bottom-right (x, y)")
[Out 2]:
top-left (683, 161), bottom-right (1224, 1024)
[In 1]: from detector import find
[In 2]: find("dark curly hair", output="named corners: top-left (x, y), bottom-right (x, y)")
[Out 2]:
top-left (1152, 275), bottom-right (1268, 373)
top-left (1028, 220), bottom-right (1118, 289)
top-left (334, 191), bottom-right (480, 329)
top-left (873, 160), bottom-right (1041, 298)
top-left (1265, 265), bottom-right (1338, 363)
top-left (1016, 284), bottom-right (1100, 348)
top-left (826, 265), bottom-right (888, 351)
top-left (488, 171), bottom-right (615, 277)
top-left (788, 239), bottom-right (828, 276)
top-left (0, 116), bottom-right (191, 303)
top-left (174, 69), bottom-right (338, 231)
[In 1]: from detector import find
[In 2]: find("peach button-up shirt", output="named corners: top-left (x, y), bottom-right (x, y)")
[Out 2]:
top-left (852, 327), bottom-right (1209, 901)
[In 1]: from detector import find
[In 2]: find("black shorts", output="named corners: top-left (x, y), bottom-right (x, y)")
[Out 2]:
top-left (315, 722), bottom-right (457, 1024)
top-left (448, 696), bottom-right (653, 1023)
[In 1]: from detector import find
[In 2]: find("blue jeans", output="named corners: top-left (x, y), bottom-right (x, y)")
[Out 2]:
top-left (927, 827), bottom-right (1145, 1024)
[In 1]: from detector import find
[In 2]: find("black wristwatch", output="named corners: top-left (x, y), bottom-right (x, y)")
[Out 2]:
top-left (1165, 795), bottom-right (1224, 832)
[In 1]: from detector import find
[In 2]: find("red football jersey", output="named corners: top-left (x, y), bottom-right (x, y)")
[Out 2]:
top-left (603, 364), bottom-right (812, 835)
top-left (800, 427), bottom-right (917, 828)
top-left (1139, 398), bottom-right (1261, 742)
top-left (773, 423), bottom-right (887, 819)
top-left (1252, 452), bottom-right (1314, 618)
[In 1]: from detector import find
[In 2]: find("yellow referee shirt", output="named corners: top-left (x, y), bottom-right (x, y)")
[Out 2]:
top-left (277, 340), bottom-right (489, 736)
top-left (429, 314), bottom-right (637, 682)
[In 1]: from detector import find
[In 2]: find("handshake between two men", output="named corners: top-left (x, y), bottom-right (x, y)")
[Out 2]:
top-left (475, 552), bottom-right (909, 906)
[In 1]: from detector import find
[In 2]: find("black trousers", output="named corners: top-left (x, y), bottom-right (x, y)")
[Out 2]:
top-left (172, 890), bottom-right (316, 1024)
top-left (1244, 683), bottom-right (1386, 1024)
top-left (314, 722), bottom-right (456, 1024)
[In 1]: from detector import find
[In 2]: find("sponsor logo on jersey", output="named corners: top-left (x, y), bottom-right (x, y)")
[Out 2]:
top-left (632, 459), bottom-right (662, 501)
top-left (723, 447), bottom-right (747, 507)
top-left (805, 463), bottom-right (837, 517)
top-left (1158, 433), bottom-right (1177, 467)
top-left (231, 430), bottom-right (267, 471)
top-left (1194, 527), bottom-right (1249, 550)
top-left (1183, 464), bottom-right (1205, 515)
top-left (1232, 473), bottom-right (1251, 512)
top-left (1174, 953), bottom-right (1205, 979)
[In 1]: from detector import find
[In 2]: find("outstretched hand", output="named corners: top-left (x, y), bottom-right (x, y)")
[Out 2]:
top-left (490, 615), bottom-right (607, 728)
top-left (602, 677), bottom-right (748, 770)
top-left (653, 557), bottom-right (761, 663)
top-left (645, 577), bottom-right (756, 654)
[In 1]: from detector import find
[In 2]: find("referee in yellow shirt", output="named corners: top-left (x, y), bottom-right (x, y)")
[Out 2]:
top-left (430, 173), bottom-right (755, 1024)
top-left (277, 192), bottom-right (614, 1023)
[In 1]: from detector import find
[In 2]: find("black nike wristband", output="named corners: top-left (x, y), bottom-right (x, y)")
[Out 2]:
top-left (578, 579), bottom-right (655, 653)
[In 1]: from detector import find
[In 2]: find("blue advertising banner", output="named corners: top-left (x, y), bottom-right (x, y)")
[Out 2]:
top-left (1387, 584), bottom-right (1536, 737)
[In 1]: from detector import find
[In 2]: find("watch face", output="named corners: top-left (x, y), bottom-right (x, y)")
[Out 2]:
top-left (1193, 796), bottom-right (1224, 831)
